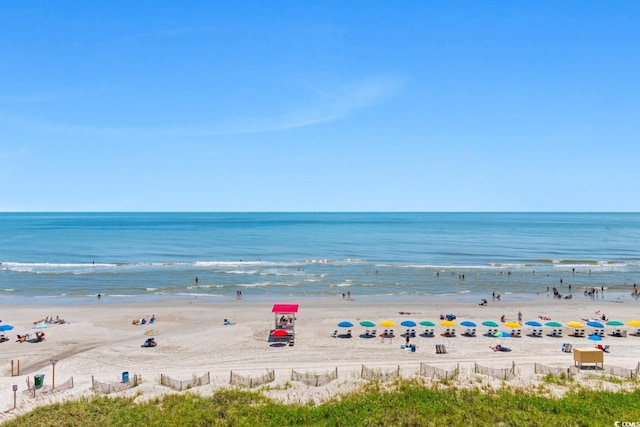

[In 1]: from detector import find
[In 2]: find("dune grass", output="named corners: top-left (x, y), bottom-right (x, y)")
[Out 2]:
top-left (5, 381), bottom-right (640, 426)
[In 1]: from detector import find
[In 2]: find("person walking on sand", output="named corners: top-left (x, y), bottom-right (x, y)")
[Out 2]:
top-left (517, 311), bottom-right (522, 323)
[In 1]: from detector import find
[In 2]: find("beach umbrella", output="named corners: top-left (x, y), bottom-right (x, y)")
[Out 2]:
top-left (494, 331), bottom-right (512, 345)
top-left (606, 320), bottom-right (624, 327)
top-left (144, 329), bottom-right (159, 336)
top-left (359, 321), bottom-right (376, 328)
top-left (587, 321), bottom-right (604, 328)
top-left (588, 335), bottom-right (603, 341)
top-left (482, 321), bottom-right (499, 327)
top-left (460, 321), bottom-right (476, 328)
top-left (400, 320), bottom-right (417, 327)
top-left (505, 321), bottom-right (521, 328)
top-left (419, 320), bottom-right (436, 327)
top-left (524, 320), bottom-right (542, 327)
top-left (337, 321), bottom-right (354, 328)
top-left (440, 320), bottom-right (456, 327)
top-left (545, 321), bottom-right (562, 328)
top-left (627, 320), bottom-right (640, 327)
top-left (0, 324), bottom-right (14, 332)
top-left (271, 329), bottom-right (288, 337)
top-left (566, 321), bottom-right (584, 328)
top-left (380, 320), bottom-right (396, 328)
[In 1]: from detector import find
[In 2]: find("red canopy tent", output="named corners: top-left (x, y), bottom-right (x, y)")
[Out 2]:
top-left (272, 304), bottom-right (298, 336)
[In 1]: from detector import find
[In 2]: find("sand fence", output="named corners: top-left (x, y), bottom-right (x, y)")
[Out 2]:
top-left (92, 374), bottom-right (141, 394)
top-left (229, 370), bottom-right (275, 388)
top-left (474, 362), bottom-right (517, 381)
top-left (25, 376), bottom-right (74, 398)
top-left (291, 368), bottom-right (338, 386)
top-left (419, 363), bottom-right (460, 380)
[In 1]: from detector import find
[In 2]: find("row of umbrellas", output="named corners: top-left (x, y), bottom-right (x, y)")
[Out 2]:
top-left (338, 320), bottom-right (436, 328)
top-left (335, 319), bottom-right (640, 329)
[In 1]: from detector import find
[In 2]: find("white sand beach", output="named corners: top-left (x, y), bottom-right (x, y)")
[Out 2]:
top-left (1, 295), bottom-right (639, 422)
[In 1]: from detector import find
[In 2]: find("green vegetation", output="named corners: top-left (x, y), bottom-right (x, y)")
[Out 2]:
top-left (6, 382), bottom-right (640, 427)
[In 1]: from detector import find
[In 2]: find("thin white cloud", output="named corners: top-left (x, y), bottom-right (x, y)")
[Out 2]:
top-left (0, 75), bottom-right (404, 138)
top-left (212, 75), bottom-right (405, 134)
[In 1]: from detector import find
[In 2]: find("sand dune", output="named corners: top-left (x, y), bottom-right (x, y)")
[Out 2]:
top-left (1, 295), bottom-right (639, 422)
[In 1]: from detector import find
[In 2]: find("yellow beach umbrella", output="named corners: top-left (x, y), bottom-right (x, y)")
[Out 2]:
top-left (505, 321), bottom-right (521, 328)
top-left (440, 320), bottom-right (456, 327)
top-left (566, 321), bottom-right (584, 328)
top-left (380, 320), bottom-right (396, 328)
top-left (627, 320), bottom-right (640, 327)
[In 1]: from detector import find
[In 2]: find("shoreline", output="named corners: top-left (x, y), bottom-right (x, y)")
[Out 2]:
top-left (0, 287), bottom-right (635, 306)
top-left (1, 297), bottom-right (639, 422)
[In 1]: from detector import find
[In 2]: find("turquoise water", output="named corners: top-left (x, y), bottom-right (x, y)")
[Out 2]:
top-left (1, 212), bottom-right (639, 304)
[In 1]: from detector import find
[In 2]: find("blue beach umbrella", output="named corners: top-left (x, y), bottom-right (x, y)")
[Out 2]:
top-left (0, 324), bottom-right (14, 331)
top-left (588, 335), bottom-right (603, 341)
top-left (460, 321), bottom-right (476, 327)
top-left (338, 321), bottom-right (354, 328)
top-left (587, 321), bottom-right (604, 328)
top-left (525, 320), bottom-right (542, 327)
top-left (494, 331), bottom-right (511, 338)
top-left (400, 320), bottom-right (417, 327)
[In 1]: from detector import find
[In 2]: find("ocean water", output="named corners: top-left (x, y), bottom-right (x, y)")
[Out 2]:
top-left (1, 212), bottom-right (639, 305)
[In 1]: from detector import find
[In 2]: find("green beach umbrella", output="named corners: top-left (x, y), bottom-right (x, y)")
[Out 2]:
top-left (359, 321), bottom-right (376, 328)
top-left (606, 320), bottom-right (624, 326)
top-left (545, 321), bottom-right (562, 328)
top-left (482, 321), bottom-right (499, 327)
top-left (419, 320), bottom-right (436, 327)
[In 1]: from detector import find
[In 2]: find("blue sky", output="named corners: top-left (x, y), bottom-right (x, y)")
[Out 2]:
top-left (1, 1), bottom-right (639, 211)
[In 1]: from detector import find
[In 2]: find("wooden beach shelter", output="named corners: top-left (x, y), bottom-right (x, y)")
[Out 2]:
top-left (272, 304), bottom-right (299, 337)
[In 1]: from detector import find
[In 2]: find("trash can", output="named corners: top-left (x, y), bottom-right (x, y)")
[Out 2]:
top-left (122, 371), bottom-right (129, 383)
top-left (34, 374), bottom-right (45, 388)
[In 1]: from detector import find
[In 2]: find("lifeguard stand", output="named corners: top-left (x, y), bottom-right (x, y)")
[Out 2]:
top-left (272, 304), bottom-right (299, 337)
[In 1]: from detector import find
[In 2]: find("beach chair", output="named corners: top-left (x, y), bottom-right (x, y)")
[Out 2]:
top-left (435, 344), bottom-right (447, 354)
top-left (636, 328), bottom-right (640, 336)
top-left (347, 329), bottom-right (352, 338)
top-left (551, 329), bottom-right (557, 337)
top-left (515, 329), bottom-right (521, 337)
top-left (331, 330), bottom-right (337, 338)
top-left (405, 329), bottom-right (411, 337)
top-left (561, 343), bottom-right (572, 353)
top-left (371, 329), bottom-right (377, 337)
top-left (579, 329), bottom-right (585, 337)
top-left (557, 329), bottom-right (563, 337)
top-left (389, 329), bottom-right (395, 337)
top-left (411, 329), bottom-right (416, 337)
top-left (604, 344), bottom-right (610, 352)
